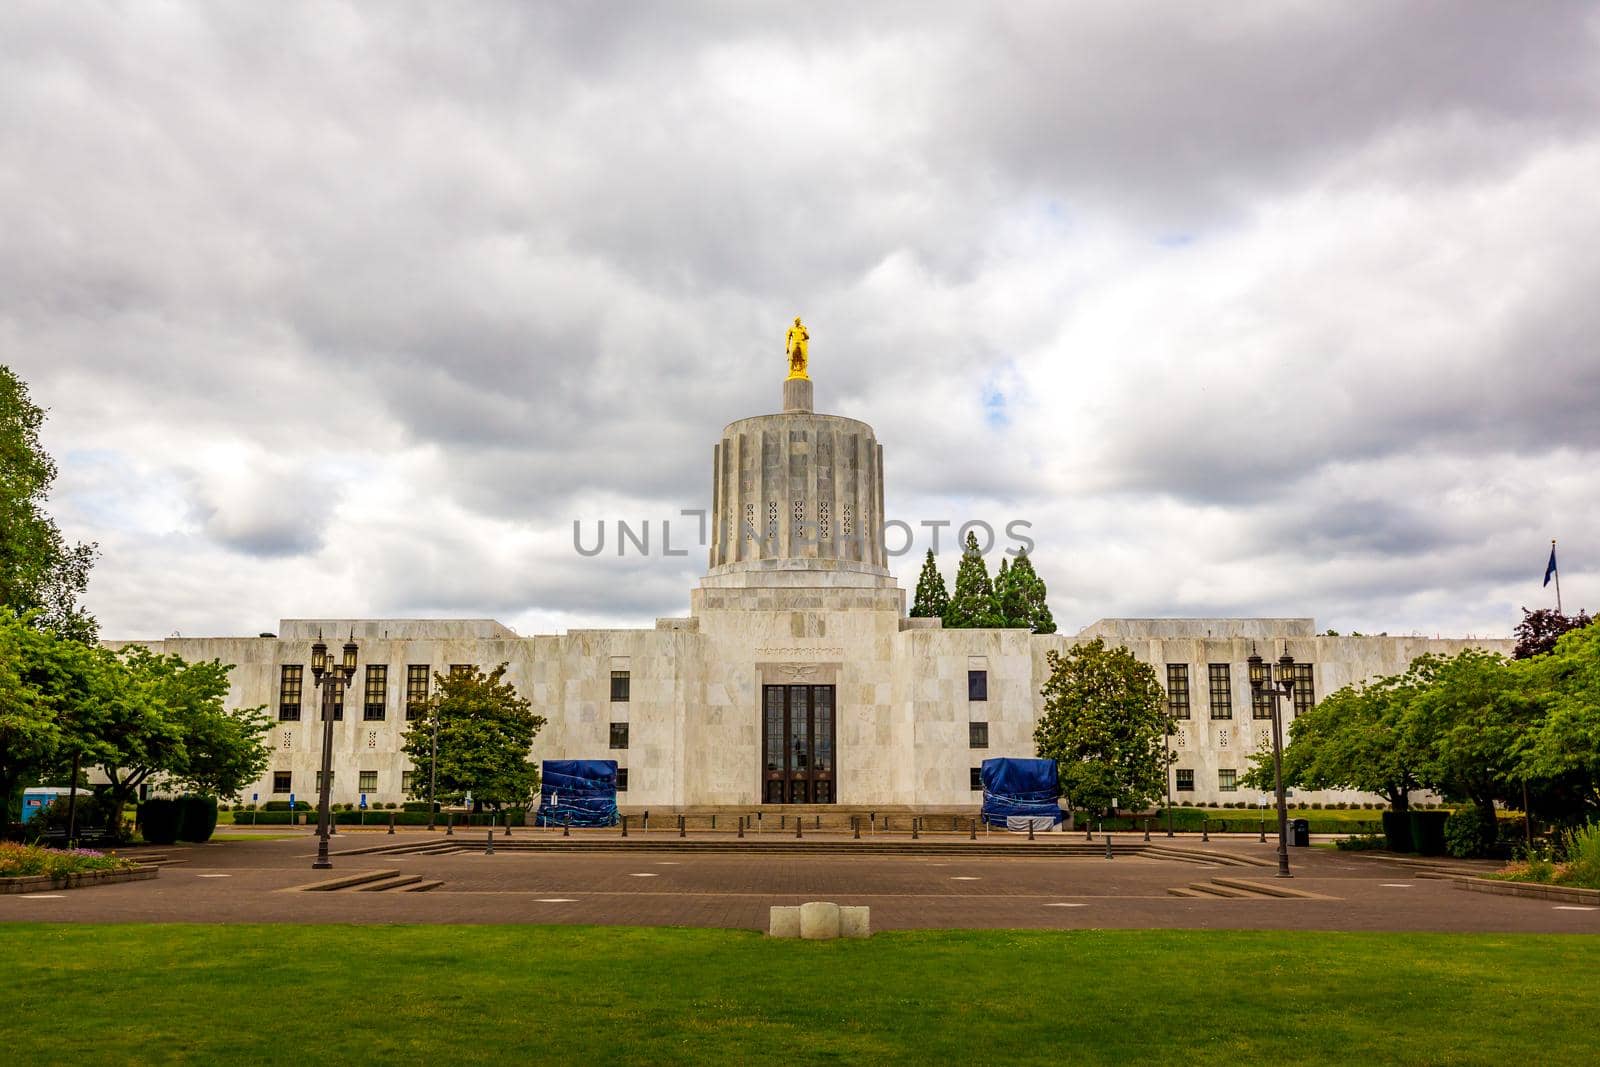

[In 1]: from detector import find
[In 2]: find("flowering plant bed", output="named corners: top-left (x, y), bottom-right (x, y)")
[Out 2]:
top-left (0, 842), bottom-right (154, 893)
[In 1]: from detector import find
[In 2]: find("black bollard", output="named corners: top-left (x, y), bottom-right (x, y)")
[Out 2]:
top-left (796, 816), bottom-right (803, 839)
top-left (816, 815), bottom-right (821, 829)
top-left (330, 813), bottom-right (338, 836)
top-left (712, 814), bottom-right (717, 830)
top-left (622, 814), bottom-right (629, 838)
top-left (1105, 833), bottom-right (1113, 860)
top-left (678, 814), bottom-right (685, 838)
top-left (853, 816), bottom-right (860, 840)
top-left (446, 813), bottom-right (454, 836)
top-left (563, 816), bottom-right (570, 838)
top-left (1028, 819), bottom-right (1035, 841)
top-left (970, 818), bottom-right (976, 840)
top-left (486, 829), bottom-right (495, 856)
top-left (505, 811), bottom-right (513, 837)
top-left (644, 810), bottom-right (649, 834)
top-left (1143, 819), bottom-right (1150, 843)
top-left (737, 816), bottom-right (744, 839)
top-left (1085, 822), bottom-right (1092, 841)
top-left (780, 814), bottom-right (786, 829)
top-left (1202, 821), bottom-right (1210, 843)
top-left (912, 818), bottom-right (919, 840)
top-left (388, 812), bottom-right (396, 835)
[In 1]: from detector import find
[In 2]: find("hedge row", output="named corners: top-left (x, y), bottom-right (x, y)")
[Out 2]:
top-left (227, 809), bottom-right (525, 827)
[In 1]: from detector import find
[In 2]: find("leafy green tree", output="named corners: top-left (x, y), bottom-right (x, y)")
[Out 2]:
top-left (1406, 649), bottom-right (1539, 829)
top-left (942, 532), bottom-right (1000, 629)
top-left (1032, 638), bottom-right (1173, 824)
top-left (92, 647), bottom-right (270, 829)
top-left (402, 664), bottom-right (545, 810)
top-left (1006, 551), bottom-right (1056, 634)
top-left (0, 366), bottom-right (97, 640)
top-left (0, 609), bottom-right (116, 821)
top-left (1519, 622), bottom-right (1600, 821)
top-left (910, 549), bottom-right (949, 619)
top-left (1244, 669), bottom-right (1426, 811)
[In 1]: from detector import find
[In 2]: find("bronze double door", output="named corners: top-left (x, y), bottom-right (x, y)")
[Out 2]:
top-left (762, 684), bottom-right (836, 804)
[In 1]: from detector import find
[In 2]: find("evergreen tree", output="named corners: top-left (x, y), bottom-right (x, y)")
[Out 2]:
top-left (910, 549), bottom-right (949, 619)
top-left (942, 532), bottom-right (1000, 628)
top-left (1009, 551), bottom-right (1057, 634)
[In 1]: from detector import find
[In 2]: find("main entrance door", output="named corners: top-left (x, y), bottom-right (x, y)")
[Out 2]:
top-left (762, 684), bottom-right (836, 804)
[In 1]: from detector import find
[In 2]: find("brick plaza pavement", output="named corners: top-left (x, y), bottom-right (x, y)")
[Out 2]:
top-left (3, 828), bottom-right (1595, 932)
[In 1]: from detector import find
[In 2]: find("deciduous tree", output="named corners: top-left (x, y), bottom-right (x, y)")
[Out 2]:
top-left (402, 664), bottom-right (545, 810)
top-left (1033, 638), bottom-right (1172, 823)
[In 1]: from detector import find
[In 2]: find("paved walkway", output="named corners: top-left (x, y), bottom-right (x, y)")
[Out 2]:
top-left (4, 829), bottom-right (1595, 932)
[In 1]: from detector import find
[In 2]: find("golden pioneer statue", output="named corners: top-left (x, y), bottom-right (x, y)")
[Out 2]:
top-left (785, 316), bottom-right (809, 380)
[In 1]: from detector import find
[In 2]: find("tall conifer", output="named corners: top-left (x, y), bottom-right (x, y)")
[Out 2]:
top-left (942, 532), bottom-right (1000, 628)
top-left (1010, 551), bottom-right (1057, 634)
top-left (910, 548), bottom-right (949, 618)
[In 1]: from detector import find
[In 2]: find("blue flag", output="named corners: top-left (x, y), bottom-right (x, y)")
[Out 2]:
top-left (1544, 545), bottom-right (1558, 587)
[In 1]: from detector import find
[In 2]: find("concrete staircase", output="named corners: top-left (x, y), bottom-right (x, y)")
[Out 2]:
top-left (295, 868), bottom-right (443, 893)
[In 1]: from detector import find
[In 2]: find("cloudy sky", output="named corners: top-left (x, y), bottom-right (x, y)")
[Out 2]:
top-left (4, 2), bottom-right (1596, 641)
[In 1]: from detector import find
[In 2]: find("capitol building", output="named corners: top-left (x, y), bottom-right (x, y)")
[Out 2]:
top-left (118, 339), bottom-right (1511, 812)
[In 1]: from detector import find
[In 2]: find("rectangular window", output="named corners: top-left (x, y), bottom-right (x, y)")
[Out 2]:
top-left (364, 664), bottom-right (387, 721)
top-left (616, 768), bottom-right (629, 792)
top-left (611, 670), bottom-right (631, 702)
top-left (1219, 769), bottom-right (1238, 792)
top-left (968, 670), bottom-right (988, 701)
top-left (1176, 769), bottom-right (1195, 792)
top-left (278, 665), bottom-right (303, 721)
top-left (969, 722), bottom-right (989, 748)
top-left (1291, 663), bottom-right (1315, 715)
top-left (401, 771), bottom-right (415, 795)
top-left (405, 665), bottom-right (430, 720)
top-left (272, 771), bottom-right (292, 794)
top-left (316, 770), bottom-right (334, 791)
top-left (970, 767), bottom-right (984, 792)
top-left (358, 770), bottom-right (378, 794)
top-left (1208, 664), bottom-right (1233, 720)
top-left (1252, 678), bottom-right (1275, 720)
top-left (609, 722), bottom-right (629, 750)
top-left (1166, 664), bottom-right (1190, 720)
top-left (449, 664), bottom-right (474, 679)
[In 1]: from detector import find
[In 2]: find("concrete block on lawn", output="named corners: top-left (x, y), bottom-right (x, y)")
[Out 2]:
top-left (800, 901), bottom-right (841, 940)
top-left (768, 905), bottom-right (801, 938)
top-left (839, 906), bottom-right (871, 939)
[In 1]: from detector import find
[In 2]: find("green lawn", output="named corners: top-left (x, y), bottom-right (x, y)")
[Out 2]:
top-left (2, 926), bottom-right (1595, 1064)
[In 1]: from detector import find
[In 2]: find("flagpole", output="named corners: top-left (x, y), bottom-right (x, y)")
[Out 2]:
top-left (1553, 539), bottom-right (1562, 615)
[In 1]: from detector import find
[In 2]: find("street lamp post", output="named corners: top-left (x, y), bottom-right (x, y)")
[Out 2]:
top-left (1249, 651), bottom-right (1297, 879)
top-left (1164, 721), bottom-right (1174, 837)
top-left (311, 635), bottom-right (359, 870)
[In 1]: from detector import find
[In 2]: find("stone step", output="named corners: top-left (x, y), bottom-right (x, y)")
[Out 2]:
top-left (1210, 877), bottom-right (1330, 900)
top-left (357, 873), bottom-right (424, 892)
top-left (1182, 881), bottom-right (1261, 898)
top-left (296, 868), bottom-right (402, 892)
top-left (400, 880), bottom-right (445, 893)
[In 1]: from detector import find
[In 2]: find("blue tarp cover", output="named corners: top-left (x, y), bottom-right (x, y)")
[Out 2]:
top-left (536, 759), bottom-right (619, 827)
top-left (980, 757), bottom-right (1062, 827)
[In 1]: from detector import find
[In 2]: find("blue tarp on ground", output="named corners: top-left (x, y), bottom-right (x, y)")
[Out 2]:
top-left (536, 759), bottom-right (619, 827)
top-left (980, 757), bottom-right (1063, 828)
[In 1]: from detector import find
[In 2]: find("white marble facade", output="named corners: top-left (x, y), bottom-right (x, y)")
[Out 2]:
top-left (112, 378), bottom-right (1514, 811)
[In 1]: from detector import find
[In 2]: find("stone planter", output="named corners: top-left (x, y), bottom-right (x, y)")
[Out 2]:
top-left (0, 865), bottom-right (158, 895)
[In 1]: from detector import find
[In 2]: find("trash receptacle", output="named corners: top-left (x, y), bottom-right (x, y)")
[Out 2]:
top-left (1291, 818), bottom-right (1310, 847)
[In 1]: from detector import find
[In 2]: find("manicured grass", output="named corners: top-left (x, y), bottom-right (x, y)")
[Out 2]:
top-left (2, 926), bottom-right (1596, 1064)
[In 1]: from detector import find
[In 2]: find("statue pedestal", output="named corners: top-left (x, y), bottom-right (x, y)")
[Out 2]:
top-left (782, 377), bottom-right (813, 413)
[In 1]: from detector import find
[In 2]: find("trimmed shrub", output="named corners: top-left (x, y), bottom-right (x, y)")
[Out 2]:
top-left (138, 798), bottom-right (182, 845)
top-left (176, 795), bottom-right (219, 843)
top-left (1381, 810), bottom-right (1414, 853)
top-left (1409, 810), bottom-right (1450, 856)
top-left (1335, 834), bottom-right (1386, 851)
top-left (1444, 807), bottom-right (1497, 858)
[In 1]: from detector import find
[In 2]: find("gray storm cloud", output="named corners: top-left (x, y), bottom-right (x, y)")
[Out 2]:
top-left (3, 1), bottom-right (1597, 639)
